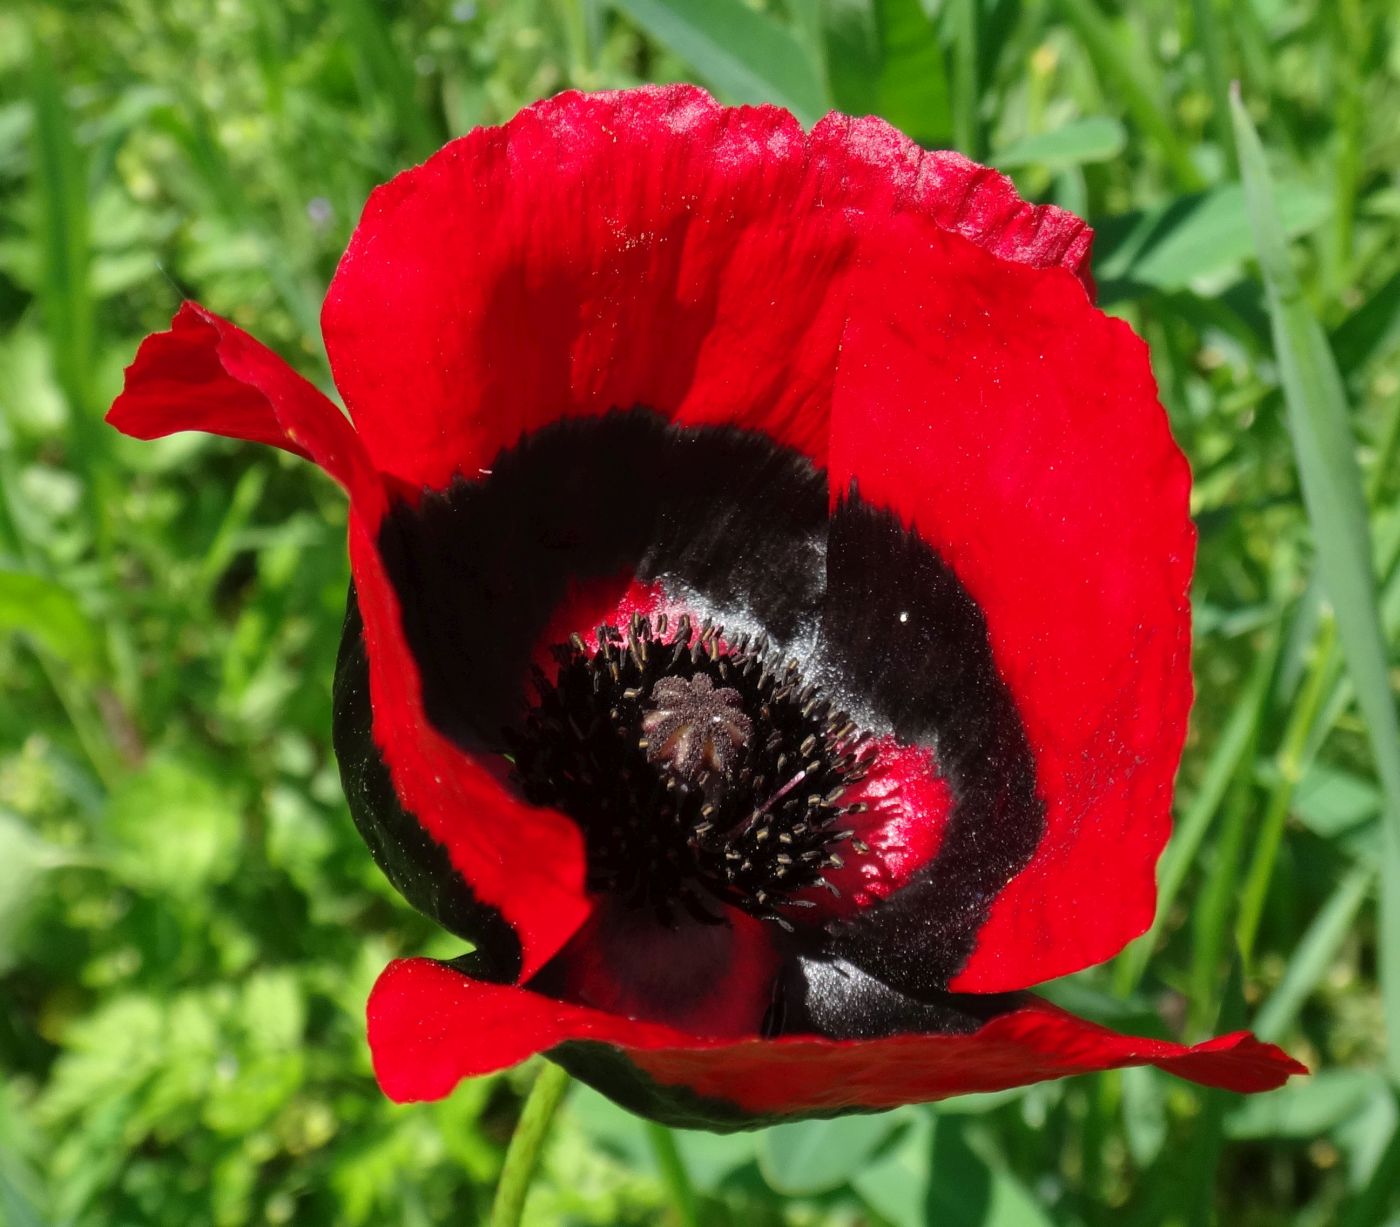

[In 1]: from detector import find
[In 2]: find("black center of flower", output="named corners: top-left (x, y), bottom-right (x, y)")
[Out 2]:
top-left (505, 613), bottom-right (874, 927)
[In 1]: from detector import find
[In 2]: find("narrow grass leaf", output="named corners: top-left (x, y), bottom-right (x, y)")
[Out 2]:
top-left (1188, 0), bottom-right (1237, 169)
top-left (1331, 269), bottom-right (1400, 379)
top-left (326, 0), bottom-right (436, 157)
top-left (1051, 0), bottom-right (1202, 189)
top-left (822, 0), bottom-right (952, 143)
top-left (1094, 182), bottom-right (1330, 300)
top-left (994, 116), bottom-right (1125, 169)
top-left (759, 1112), bottom-right (904, 1196)
top-left (1233, 85), bottom-right (1400, 1083)
top-left (28, 37), bottom-right (92, 416)
top-left (1338, 1106), bottom-right (1400, 1227)
top-left (1253, 863), bottom-right (1374, 1042)
top-left (1115, 623), bottom-right (1279, 993)
top-left (949, 0), bottom-right (980, 157)
top-left (1236, 619), bottom-right (1337, 964)
top-left (1224, 1069), bottom-right (1377, 1139)
top-left (612, 0), bottom-right (828, 122)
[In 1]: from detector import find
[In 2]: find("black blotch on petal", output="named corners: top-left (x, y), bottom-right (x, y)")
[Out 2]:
top-left (770, 952), bottom-right (1027, 1040)
top-left (817, 497), bottom-right (1045, 994)
top-left (372, 412), bottom-right (1045, 992)
top-left (333, 587), bottom-right (522, 982)
top-left (376, 408), bottom-right (828, 754)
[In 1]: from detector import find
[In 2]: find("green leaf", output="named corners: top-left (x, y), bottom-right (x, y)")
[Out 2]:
top-left (1331, 269), bottom-right (1400, 378)
top-left (847, 1115), bottom-right (932, 1227)
top-left (0, 809), bottom-right (75, 973)
top-left (1094, 182), bottom-right (1330, 298)
top-left (822, 0), bottom-right (952, 143)
top-left (611, 0), bottom-right (828, 123)
top-left (29, 35), bottom-right (93, 416)
top-left (0, 1084), bottom-right (48, 1227)
top-left (1121, 1066), bottom-right (1169, 1168)
top-left (758, 1111), bottom-right (904, 1195)
top-left (1234, 85), bottom-right (1400, 1084)
top-left (0, 567), bottom-right (101, 676)
top-left (1332, 1086), bottom-right (1399, 1190)
top-left (1225, 1070), bottom-right (1378, 1139)
top-left (1292, 763), bottom-right (1381, 839)
top-left (851, 1113), bottom-right (1054, 1227)
top-left (1338, 1105), bottom-right (1400, 1227)
top-left (994, 116), bottom-right (1126, 169)
top-left (104, 755), bottom-right (243, 895)
top-left (1049, 0), bottom-right (1202, 189)
top-left (1253, 863), bottom-right (1374, 1043)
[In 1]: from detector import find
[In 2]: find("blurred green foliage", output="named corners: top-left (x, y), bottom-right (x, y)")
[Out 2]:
top-left (2, 0), bottom-right (1398, 1224)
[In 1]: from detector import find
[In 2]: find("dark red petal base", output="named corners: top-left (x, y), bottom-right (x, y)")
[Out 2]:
top-left (367, 959), bottom-right (1307, 1131)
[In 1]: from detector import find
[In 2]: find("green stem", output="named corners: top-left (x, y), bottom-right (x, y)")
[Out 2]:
top-left (645, 1121), bottom-right (701, 1227)
top-left (490, 1062), bottom-right (572, 1227)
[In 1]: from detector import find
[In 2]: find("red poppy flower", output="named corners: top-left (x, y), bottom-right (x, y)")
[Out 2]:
top-left (108, 86), bottom-right (1304, 1129)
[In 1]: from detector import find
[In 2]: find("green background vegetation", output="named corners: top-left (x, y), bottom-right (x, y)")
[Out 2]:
top-left (2, 0), bottom-right (1398, 1224)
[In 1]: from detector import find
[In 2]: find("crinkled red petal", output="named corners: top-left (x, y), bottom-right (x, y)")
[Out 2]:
top-left (830, 214), bottom-right (1194, 992)
top-left (367, 958), bottom-right (1306, 1113)
top-left (106, 304), bottom-right (591, 979)
top-left (107, 302), bottom-right (382, 515)
top-left (322, 85), bottom-right (1091, 492)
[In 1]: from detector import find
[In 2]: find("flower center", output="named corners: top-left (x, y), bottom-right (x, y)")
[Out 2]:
top-left (506, 612), bottom-right (873, 927)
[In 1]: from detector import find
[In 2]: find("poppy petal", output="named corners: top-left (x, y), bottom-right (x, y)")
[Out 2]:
top-left (107, 302), bottom-right (382, 516)
top-left (108, 303), bottom-right (592, 981)
top-left (334, 592), bottom-right (523, 978)
top-left (322, 86), bottom-right (1091, 492)
top-left (828, 212), bottom-right (1194, 993)
top-left (527, 898), bottom-right (783, 1039)
top-left (366, 958), bottom-right (1305, 1129)
top-left (339, 562), bottom-right (591, 982)
top-left (816, 495), bottom-right (1043, 991)
top-left (806, 110), bottom-right (1094, 292)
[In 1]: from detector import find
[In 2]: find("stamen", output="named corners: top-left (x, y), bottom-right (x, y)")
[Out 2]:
top-left (506, 613), bottom-right (870, 925)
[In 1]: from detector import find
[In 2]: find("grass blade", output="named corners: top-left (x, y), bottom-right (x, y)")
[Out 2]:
top-left (1234, 619), bottom-right (1337, 963)
top-left (1114, 609), bottom-right (1281, 994)
top-left (611, 0), bottom-right (828, 122)
top-left (993, 116), bottom-right (1126, 170)
top-left (1253, 863), bottom-right (1375, 1043)
top-left (1189, 0), bottom-right (1236, 170)
top-left (325, 0), bottom-right (437, 157)
top-left (949, 0), bottom-right (980, 158)
top-left (822, 0), bottom-right (952, 144)
top-left (1233, 83), bottom-right (1400, 1083)
top-left (1338, 1106), bottom-right (1400, 1227)
top-left (28, 36), bottom-right (92, 416)
top-left (1051, 0), bottom-right (1203, 189)
top-left (1093, 182), bottom-right (1330, 301)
